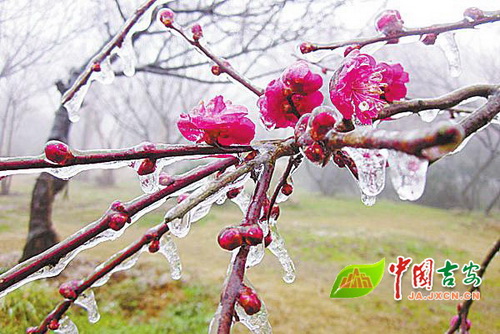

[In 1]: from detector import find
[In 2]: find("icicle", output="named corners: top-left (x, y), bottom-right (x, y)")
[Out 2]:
top-left (361, 193), bottom-right (376, 206)
top-left (75, 290), bottom-right (100, 323)
top-left (138, 173), bottom-right (159, 194)
top-left (268, 220), bottom-right (295, 283)
top-left (235, 297), bottom-right (272, 334)
top-left (92, 58), bottom-right (115, 85)
top-left (388, 150), bottom-right (428, 201)
top-left (54, 316), bottom-right (79, 334)
top-left (437, 33), bottom-right (461, 77)
top-left (158, 233), bottom-right (182, 280)
top-left (275, 191), bottom-right (289, 204)
top-left (343, 147), bottom-right (388, 197)
top-left (116, 37), bottom-right (136, 77)
top-left (419, 109), bottom-right (439, 123)
top-left (63, 83), bottom-right (90, 123)
top-left (231, 192), bottom-right (251, 213)
top-left (167, 213), bottom-right (191, 238)
top-left (246, 243), bottom-right (265, 268)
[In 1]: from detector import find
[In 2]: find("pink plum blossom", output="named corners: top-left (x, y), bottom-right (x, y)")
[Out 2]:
top-left (178, 95), bottom-right (255, 146)
top-left (329, 50), bottom-right (408, 125)
top-left (375, 9), bottom-right (404, 36)
top-left (258, 61), bottom-right (323, 129)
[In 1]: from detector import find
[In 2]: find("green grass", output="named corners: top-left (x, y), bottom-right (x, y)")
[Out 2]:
top-left (0, 175), bottom-right (498, 333)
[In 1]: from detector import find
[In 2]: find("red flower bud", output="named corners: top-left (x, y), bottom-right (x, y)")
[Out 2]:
top-left (237, 286), bottom-right (262, 315)
top-left (44, 141), bottom-right (73, 165)
top-left (281, 183), bottom-right (293, 196)
top-left (299, 42), bottom-right (316, 54)
top-left (48, 319), bottom-right (60, 330)
top-left (159, 173), bottom-right (174, 186)
top-left (159, 9), bottom-right (175, 27)
top-left (464, 7), bottom-right (484, 21)
top-left (148, 239), bottom-right (160, 253)
top-left (111, 200), bottom-right (126, 213)
top-left (137, 158), bottom-right (156, 176)
top-left (226, 187), bottom-right (243, 199)
top-left (270, 205), bottom-right (280, 220)
top-left (375, 9), bottom-right (404, 36)
top-left (310, 112), bottom-right (336, 141)
top-left (264, 232), bottom-right (273, 247)
top-left (109, 212), bottom-right (129, 231)
top-left (421, 33), bottom-right (437, 45)
top-left (241, 225), bottom-right (264, 246)
top-left (211, 65), bottom-right (222, 76)
top-left (344, 45), bottom-right (361, 57)
top-left (303, 142), bottom-right (328, 165)
top-left (218, 227), bottom-right (243, 250)
top-left (191, 23), bottom-right (203, 41)
top-left (91, 62), bottom-right (101, 72)
top-left (58, 280), bottom-right (81, 300)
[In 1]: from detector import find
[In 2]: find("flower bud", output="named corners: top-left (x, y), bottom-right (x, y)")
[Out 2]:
top-left (310, 112), bottom-right (336, 141)
top-left (464, 7), bottom-right (484, 21)
top-left (270, 205), bottom-right (280, 220)
top-left (241, 225), bottom-right (264, 246)
top-left (58, 280), bottom-right (81, 300)
top-left (344, 45), bottom-right (360, 57)
top-left (109, 212), bottom-right (129, 231)
top-left (264, 232), bottom-right (273, 247)
top-left (217, 227), bottom-right (243, 250)
top-left (48, 319), bottom-right (60, 330)
top-left (420, 33), bottom-right (437, 45)
top-left (303, 142), bottom-right (328, 165)
top-left (177, 193), bottom-right (189, 203)
top-left (237, 286), bottom-right (262, 315)
top-left (137, 158), bottom-right (156, 176)
top-left (159, 9), bottom-right (175, 27)
top-left (44, 141), bottom-right (73, 165)
top-left (375, 9), bottom-right (404, 36)
top-left (226, 187), bottom-right (243, 199)
top-left (111, 200), bottom-right (126, 213)
top-left (91, 62), bottom-right (101, 72)
top-left (244, 150), bottom-right (258, 161)
top-left (299, 42), bottom-right (316, 54)
top-left (148, 239), bottom-right (160, 253)
top-left (191, 23), bottom-right (203, 41)
top-left (159, 173), bottom-right (174, 186)
top-left (211, 65), bottom-right (222, 76)
top-left (281, 183), bottom-right (293, 196)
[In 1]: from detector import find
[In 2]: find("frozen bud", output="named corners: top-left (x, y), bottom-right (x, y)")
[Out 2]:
top-left (465, 319), bottom-right (472, 330)
top-left (226, 186), bottom-right (243, 199)
top-left (310, 112), bottom-right (336, 141)
top-left (111, 200), bottom-right (126, 213)
top-left (294, 114), bottom-right (311, 141)
top-left (137, 158), bottom-right (156, 176)
top-left (211, 65), bottom-right (222, 76)
top-left (237, 286), bottom-right (262, 315)
top-left (44, 141), bottom-right (73, 165)
top-left (299, 42), bottom-right (316, 54)
top-left (217, 227), bottom-right (243, 250)
top-left (91, 62), bottom-right (101, 72)
top-left (344, 44), bottom-right (361, 57)
top-left (464, 7), bottom-right (484, 21)
top-left (264, 232), bottom-right (273, 247)
top-left (177, 193), bottom-right (189, 203)
top-left (191, 23), bottom-right (203, 40)
top-left (48, 319), bottom-right (60, 330)
top-left (420, 33), bottom-right (437, 45)
top-left (449, 315), bottom-right (459, 328)
top-left (270, 205), bottom-right (280, 220)
top-left (159, 173), bottom-right (174, 186)
top-left (375, 9), bottom-right (404, 36)
top-left (148, 239), bottom-right (160, 253)
top-left (59, 280), bottom-right (81, 300)
top-left (244, 150), bottom-right (258, 161)
top-left (26, 327), bottom-right (39, 334)
top-left (241, 224), bottom-right (264, 246)
top-left (109, 212), bottom-right (129, 231)
top-left (281, 183), bottom-right (293, 196)
top-left (304, 142), bottom-right (328, 165)
top-left (159, 8), bottom-right (175, 27)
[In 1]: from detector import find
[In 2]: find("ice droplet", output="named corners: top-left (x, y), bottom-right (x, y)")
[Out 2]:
top-left (419, 109), bottom-right (439, 123)
top-left (231, 192), bottom-right (251, 213)
top-left (75, 290), bottom-right (100, 323)
top-left (235, 297), bottom-right (272, 334)
top-left (361, 193), bottom-right (376, 206)
top-left (275, 191), bottom-right (290, 204)
top-left (388, 150), bottom-right (428, 201)
top-left (343, 147), bottom-right (388, 197)
top-left (158, 233), bottom-right (182, 280)
top-left (267, 220), bottom-right (295, 283)
top-left (437, 32), bottom-right (461, 77)
top-left (92, 58), bottom-right (115, 85)
top-left (63, 83), bottom-right (90, 122)
top-left (167, 214), bottom-right (191, 238)
top-left (246, 243), bottom-right (265, 268)
top-left (116, 37), bottom-right (136, 77)
top-left (54, 316), bottom-right (79, 334)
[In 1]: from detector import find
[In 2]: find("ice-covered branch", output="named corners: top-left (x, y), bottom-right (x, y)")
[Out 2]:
top-left (218, 162), bottom-right (275, 334)
top-left (445, 238), bottom-right (500, 334)
top-left (0, 157), bottom-right (239, 298)
top-left (303, 10), bottom-right (500, 53)
top-left (459, 90), bottom-right (500, 138)
top-left (377, 84), bottom-right (499, 120)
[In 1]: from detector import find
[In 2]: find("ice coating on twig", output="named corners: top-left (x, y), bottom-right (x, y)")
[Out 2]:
top-left (75, 290), bottom-right (100, 323)
top-left (235, 298), bottom-right (272, 333)
top-left (419, 109), bottom-right (439, 122)
top-left (63, 83), bottom-right (90, 123)
top-left (115, 37), bottom-right (136, 77)
top-left (388, 150), bottom-right (429, 201)
top-left (54, 316), bottom-right (79, 334)
top-left (158, 233), bottom-right (182, 280)
top-left (92, 246), bottom-right (146, 288)
top-left (267, 219), bottom-right (296, 283)
top-left (246, 242), bottom-right (265, 268)
top-left (208, 302), bottom-right (223, 334)
top-left (437, 32), bottom-right (462, 77)
top-left (168, 214), bottom-right (191, 238)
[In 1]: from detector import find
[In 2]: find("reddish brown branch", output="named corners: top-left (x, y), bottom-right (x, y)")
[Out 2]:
top-left (61, 0), bottom-right (160, 105)
top-left (168, 25), bottom-right (264, 96)
top-left (308, 10), bottom-right (500, 52)
top-left (459, 90), bottom-right (500, 138)
top-left (445, 238), bottom-right (500, 334)
top-left (218, 162), bottom-right (275, 334)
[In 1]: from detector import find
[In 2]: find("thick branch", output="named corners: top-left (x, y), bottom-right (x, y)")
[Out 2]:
top-left (308, 10), bottom-right (500, 52)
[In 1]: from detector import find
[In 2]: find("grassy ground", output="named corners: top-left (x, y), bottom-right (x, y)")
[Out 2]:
top-left (0, 174), bottom-right (499, 333)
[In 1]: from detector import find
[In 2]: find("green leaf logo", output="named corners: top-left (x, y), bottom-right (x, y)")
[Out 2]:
top-left (330, 258), bottom-right (385, 298)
